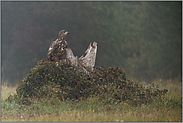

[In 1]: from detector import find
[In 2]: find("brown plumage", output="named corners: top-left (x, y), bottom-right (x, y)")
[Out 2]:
top-left (47, 30), bottom-right (69, 62)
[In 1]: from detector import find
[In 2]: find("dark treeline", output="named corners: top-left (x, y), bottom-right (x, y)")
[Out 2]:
top-left (1, 1), bottom-right (182, 85)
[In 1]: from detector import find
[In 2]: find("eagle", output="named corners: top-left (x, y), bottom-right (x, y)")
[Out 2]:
top-left (47, 30), bottom-right (69, 62)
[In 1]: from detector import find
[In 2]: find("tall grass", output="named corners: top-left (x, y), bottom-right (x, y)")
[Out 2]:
top-left (1, 82), bottom-right (17, 100)
top-left (1, 79), bottom-right (182, 122)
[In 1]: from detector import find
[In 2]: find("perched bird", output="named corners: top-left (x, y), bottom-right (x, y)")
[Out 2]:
top-left (47, 30), bottom-right (69, 62)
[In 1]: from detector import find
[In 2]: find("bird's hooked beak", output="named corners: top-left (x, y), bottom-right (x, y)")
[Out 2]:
top-left (64, 31), bottom-right (69, 35)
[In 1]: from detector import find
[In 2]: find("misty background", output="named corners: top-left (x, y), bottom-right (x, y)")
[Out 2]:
top-left (1, 1), bottom-right (182, 85)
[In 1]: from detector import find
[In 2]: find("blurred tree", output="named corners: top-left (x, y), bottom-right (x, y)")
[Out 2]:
top-left (1, 1), bottom-right (98, 84)
top-left (88, 1), bottom-right (181, 82)
top-left (135, 2), bottom-right (182, 81)
top-left (1, 1), bottom-right (181, 84)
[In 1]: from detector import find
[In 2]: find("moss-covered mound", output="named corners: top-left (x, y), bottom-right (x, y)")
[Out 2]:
top-left (7, 59), bottom-right (168, 106)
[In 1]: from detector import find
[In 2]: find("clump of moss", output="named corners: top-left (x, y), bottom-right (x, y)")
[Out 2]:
top-left (7, 59), bottom-right (168, 106)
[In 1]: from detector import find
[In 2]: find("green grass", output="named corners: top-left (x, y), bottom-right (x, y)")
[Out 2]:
top-left (1, 79), bottom-right (182, 122)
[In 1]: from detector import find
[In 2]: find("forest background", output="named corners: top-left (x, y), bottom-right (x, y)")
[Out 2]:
top-left (1, 1), bottom-right (182, 85)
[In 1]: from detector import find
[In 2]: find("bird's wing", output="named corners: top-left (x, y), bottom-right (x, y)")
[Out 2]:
top-left (48, 39), bottom-right (61, 51)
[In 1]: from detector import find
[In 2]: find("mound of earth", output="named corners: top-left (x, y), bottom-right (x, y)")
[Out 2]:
top-left (7, 59), bottom-right (168, 106)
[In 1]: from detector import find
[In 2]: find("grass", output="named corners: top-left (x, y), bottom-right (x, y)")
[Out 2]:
top-left (1, 82), bottom-right (17, 100)
top-left (1, 79), bottom-right (182, 122)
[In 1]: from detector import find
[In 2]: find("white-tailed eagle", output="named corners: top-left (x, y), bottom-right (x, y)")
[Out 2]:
top-left (47, 30), bottom-right (69, 62)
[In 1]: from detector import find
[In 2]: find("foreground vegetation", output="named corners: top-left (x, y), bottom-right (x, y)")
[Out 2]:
top-left (1, 79), bottom-right (182, 122)
top-left (1, 60), bottom-right (182, 122)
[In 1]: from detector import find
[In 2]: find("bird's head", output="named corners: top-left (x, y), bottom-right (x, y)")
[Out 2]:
top-left (58, 30), bottom-right (69, 38)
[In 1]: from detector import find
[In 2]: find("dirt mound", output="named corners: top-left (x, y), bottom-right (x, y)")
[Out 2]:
top-left (7, 59), bottom-right (168, 106)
